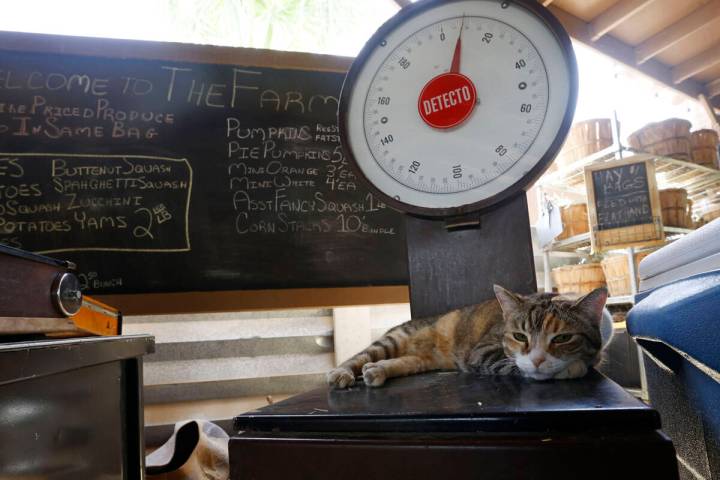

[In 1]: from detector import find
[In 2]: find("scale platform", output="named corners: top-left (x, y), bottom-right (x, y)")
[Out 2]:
top-left (231, 371), bottom-right (678, 479)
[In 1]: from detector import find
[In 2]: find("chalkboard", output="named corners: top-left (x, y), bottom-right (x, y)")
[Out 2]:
top-left (590, 162), bottom-right (653, 230)
top-left (0, 38), bottom-right (407, 294)
top-left (584, 157), bottom-right (663, 252)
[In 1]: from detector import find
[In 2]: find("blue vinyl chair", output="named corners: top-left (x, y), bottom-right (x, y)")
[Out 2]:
top-left (629, 221), bottom-right (720, 480)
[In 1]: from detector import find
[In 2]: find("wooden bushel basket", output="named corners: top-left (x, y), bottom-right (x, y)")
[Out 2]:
top-left (690, 129), bottom-right (719, 169)
top-left (551, 263), bottom-right (606, 294)
top-left (600, 251), bottom-right (652, 297)
top-left (700, 208), bottom-right (720, 226)
top-left (627, 118), bottom-right (692, 161)
top-left (556, 203), bottom-right (589, 240)
top-left (554, 118), bottom-right (613, 169)
top-left (659, 188), bottom-right (692, 228)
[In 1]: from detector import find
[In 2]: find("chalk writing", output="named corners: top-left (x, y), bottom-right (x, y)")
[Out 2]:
top-left (0, 47), bottom-right (406, 294)
top-left (591, 162), bottom-right (654, 230)
top-left (225, 118), bottom-right (393, 237)
top-left (0, 153), bottom-right (192, 253)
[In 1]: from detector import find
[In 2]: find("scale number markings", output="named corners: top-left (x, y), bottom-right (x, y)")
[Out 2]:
top-left (361, 14), bottom-right (551, 195)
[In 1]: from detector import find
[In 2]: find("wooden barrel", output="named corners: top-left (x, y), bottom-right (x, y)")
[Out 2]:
top-left (659, 188), bottom-right (691, 228)
top-left (690, 129), bottom-right (719, 169)
top-left (600, 251), bottom-right (653, 297)
top-left (551, 263), bottom-right (606, 294)
top-left (627, 118), bottom-right (691, 161)
top-left (556, 203), bottom-right (589, 240)
top-left (700, 208), bottom-right (720, 226)
top-left (554, 119), bottom-right (613, 169)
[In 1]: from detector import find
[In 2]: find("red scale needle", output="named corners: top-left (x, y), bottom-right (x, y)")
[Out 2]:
top-left (417, 15), bottom-right (477, 129)
top-left (450, 17), bottom-right (465, 73)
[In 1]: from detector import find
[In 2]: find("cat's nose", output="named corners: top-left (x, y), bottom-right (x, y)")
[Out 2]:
top-left (531, 356), bottom-right (546, 368)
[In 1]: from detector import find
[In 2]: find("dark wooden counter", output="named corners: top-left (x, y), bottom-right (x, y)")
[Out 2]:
top-left (231, 371), bottom-right (678, 479)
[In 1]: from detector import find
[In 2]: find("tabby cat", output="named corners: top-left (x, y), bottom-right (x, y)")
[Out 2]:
top-left (327, 285), bottom-right (612, 388)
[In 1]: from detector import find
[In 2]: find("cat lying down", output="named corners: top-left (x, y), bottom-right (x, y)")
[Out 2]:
top-left (327, 285), bottom-right (613, 388)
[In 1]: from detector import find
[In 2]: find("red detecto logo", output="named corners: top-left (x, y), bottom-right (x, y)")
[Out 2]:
top-left (418, 72), bottom-right (477, 129)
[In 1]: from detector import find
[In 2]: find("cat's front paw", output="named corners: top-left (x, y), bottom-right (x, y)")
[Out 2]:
top-left (554, 359), bottom-right (588, 380)
top-left (362, 363), bottom-right (387, 387)
top-left (326, 367), bottom-right (355, 389)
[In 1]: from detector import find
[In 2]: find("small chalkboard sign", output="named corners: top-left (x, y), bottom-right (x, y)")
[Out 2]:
top-left (585, 157), bottom-right (664, 252)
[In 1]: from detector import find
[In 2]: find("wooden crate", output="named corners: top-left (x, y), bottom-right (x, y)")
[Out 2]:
top-left (551, 263), bottom-right (606, 294)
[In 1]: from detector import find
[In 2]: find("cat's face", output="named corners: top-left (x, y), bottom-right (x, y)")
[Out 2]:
top-left (494, 286), bottom-right (607, 380)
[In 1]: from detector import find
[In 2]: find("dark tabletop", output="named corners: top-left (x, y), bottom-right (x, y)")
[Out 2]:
top-left (0, 335), bottom-right (154, 385)
top-left (234, 370), bottom-right (659, 434)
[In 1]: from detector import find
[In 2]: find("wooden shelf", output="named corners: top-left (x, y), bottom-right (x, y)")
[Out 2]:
top-left (537, 137), bottom-right (711, 296)
top-left (545, 226), bottom-right (694, 253)
top-left (606, 295), bottom-right (634, 306)
top-left (538, 144), bottom-right (618, 190)
top-left (547, 232), bottom-right (595, 253)
top-left (650, 153), bottom-right (720, 215)
top-left (539, 147), bottom-right (720, 217)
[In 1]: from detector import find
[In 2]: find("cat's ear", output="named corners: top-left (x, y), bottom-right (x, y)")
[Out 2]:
top-left (572, 287), bottom-right (608, 324)
top-left (493, 285), bottom-right (524, 316)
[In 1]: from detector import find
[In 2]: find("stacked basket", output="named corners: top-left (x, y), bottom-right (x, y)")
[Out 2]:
top-left (554, 118), bottom-right (613, 169)
top-left (627, 118), bottom-right (692, 160)
top-left (600, 251), bottom-right (653, 297)
top-left (659, 188), bottom-right (693, 228)
top-left (690, 129), bottom-right (719, 169)
top-left (699, 208), bottom-right (720, 227)
top-left (556, 203), bottom-right (589, 240)
top-left (551, 263), bottom-right (606, 294)
top-left (552, 119), bottom-right (608, 241)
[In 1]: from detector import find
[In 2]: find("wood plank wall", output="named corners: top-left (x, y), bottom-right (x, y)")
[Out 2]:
top-left (128, 304), bottom-right (411, 446)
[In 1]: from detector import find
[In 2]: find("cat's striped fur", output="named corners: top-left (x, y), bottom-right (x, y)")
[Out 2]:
top-left (327, 285), bottom-right (610, 388)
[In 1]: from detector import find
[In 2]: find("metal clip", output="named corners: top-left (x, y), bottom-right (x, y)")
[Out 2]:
top-left (444, 213), bottom-right (482, 231)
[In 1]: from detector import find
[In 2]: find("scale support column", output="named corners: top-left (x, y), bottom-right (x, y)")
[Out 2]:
top-left (405, 194), bottom-right (537, 319)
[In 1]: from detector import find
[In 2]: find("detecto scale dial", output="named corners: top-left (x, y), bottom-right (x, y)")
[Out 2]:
top-left (339, 0), bottom-right (577, 217)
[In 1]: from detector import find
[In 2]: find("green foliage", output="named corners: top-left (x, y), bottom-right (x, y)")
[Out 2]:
top-left (160, 0), bottom-right (397, 54)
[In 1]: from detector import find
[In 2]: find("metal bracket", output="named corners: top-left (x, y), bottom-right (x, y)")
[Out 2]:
top-left (444, 213), bottom-right (482, 231)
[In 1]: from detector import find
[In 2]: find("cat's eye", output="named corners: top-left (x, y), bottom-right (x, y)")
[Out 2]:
top-left (552, 334), bottom-right (573, 344)
top-left (512, 332), bottom-right (528, 342)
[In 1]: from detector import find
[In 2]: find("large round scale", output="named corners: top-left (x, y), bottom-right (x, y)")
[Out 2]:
top-left (339, 0), bottom-right (578, 218)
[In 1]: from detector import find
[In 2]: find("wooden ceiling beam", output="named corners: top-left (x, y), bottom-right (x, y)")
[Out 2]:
top-left (590, 0), bottom-right (659, 42)
top-left (395, 0), bottom-right (709, 98)
top-left (673, 44), bottom-right (720, 84)
top-left (698, 94), bottom-right (720, 131)
top-left (707, 78), bottom-right (720, 99)
top-left (545, 5), bottom-right (704, 98)
top-left (636, 0), bottom-right (720, 65)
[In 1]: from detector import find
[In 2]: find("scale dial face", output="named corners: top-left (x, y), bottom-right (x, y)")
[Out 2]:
top-left (340, 0), bottom-right (577, 217)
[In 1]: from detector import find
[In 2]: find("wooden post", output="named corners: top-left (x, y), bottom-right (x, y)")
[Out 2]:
top-left (332, 307), bottom-right (371, 365)
top-left (626, 247), bottom-right (638, 296)
top-left (543, 250), bottom-right (553, 293)
top-left (405, 194), bottom-right (537, 319)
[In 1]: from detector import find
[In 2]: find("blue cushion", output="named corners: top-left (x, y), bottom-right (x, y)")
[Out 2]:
top-left (630, 269), bottom-right (720, 477)
top-left (629, 269), bottom-right (720, 376)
